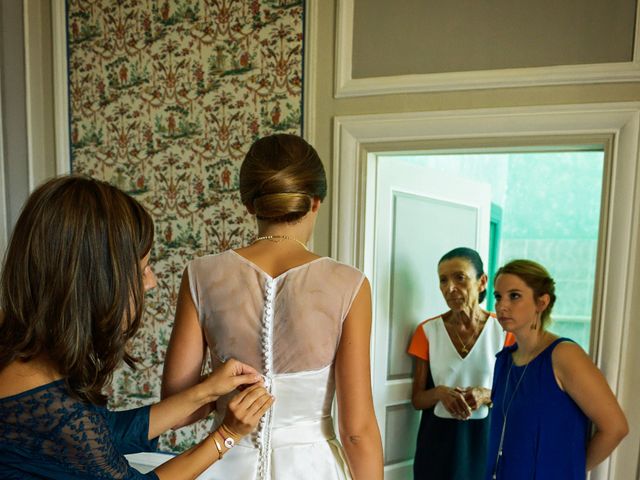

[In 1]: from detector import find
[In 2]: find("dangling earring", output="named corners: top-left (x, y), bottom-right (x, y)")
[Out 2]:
top-left (530, 311), bottom-right (540, 330)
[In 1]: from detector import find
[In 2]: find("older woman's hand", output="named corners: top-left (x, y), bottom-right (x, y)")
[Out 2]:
top-left (456, 386), bottom-right (491, 411)
top-left (438, 386), bottom-right (472, 420)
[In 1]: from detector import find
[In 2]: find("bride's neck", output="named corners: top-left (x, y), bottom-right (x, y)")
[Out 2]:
top-left (257, 218), bottom-right (314, 244)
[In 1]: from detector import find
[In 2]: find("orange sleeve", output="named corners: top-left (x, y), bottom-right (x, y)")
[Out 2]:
top-left (504, 332), bottom-right (516, 347)
top-left (407, 322), bottom-right (430, 361)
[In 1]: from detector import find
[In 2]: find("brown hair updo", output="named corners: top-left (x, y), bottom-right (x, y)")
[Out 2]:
top-left (0, 175), bottom-right (154, 405)
top-left (495, 259), bottom-right (557, 328)
top-left (240, 134), bottom-right (327, 223)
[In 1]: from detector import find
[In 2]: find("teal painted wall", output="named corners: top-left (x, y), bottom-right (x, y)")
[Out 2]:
top-left (499, 152), bottom-right (604, 351)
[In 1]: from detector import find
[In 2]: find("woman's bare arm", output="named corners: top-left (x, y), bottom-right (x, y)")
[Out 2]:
top-left (161, 269), bottom-right (211, 427)
top-left (553, 342), bottom-right (628, 471)
top-left (335, 278), bottom-right (383, 480)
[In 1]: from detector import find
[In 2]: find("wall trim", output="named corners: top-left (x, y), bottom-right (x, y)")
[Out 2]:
top-left (0, 48), bottom-right (7, 253)
top-left (23, 0), bottom-right (57, 189)
top-left (333, 102), bottom-right (640, 479)
top-left (335, 0), bottom-right (640, 97)
top-left (51, 0), bottom-right (70, 174)
top-left (302, 0), bottom-right (317, 145)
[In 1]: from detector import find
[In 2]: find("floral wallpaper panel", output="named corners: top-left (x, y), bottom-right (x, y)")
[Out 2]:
top-left (67, 0), bottom-right (304, 451)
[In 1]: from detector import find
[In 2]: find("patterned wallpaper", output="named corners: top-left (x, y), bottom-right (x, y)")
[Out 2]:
top-left (67, 0), bottom-right (304, 452)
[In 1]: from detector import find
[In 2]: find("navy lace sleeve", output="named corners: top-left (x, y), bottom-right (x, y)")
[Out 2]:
top-left (0, 380), bottom-right (159, 479)
top-left (101, 405), bottom-right (159, 455)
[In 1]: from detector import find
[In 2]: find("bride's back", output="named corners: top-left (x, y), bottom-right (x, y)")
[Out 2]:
top-left (188, 249), bottom-right (364, 375)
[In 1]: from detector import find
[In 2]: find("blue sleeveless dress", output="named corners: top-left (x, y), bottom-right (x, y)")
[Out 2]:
top-left (485, 338), bottom-right (589, 480)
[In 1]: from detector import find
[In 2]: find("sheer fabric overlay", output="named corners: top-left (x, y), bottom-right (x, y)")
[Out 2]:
top-left (188, 251), bottom-right (364, 375)
top-left (0, 380), bottom-right (158, 479)
top-left (188, 251), bottom-right (364, 480)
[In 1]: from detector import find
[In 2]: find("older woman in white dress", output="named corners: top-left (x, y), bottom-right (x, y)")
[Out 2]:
top-left (162, 134), bottom-right (383, 480)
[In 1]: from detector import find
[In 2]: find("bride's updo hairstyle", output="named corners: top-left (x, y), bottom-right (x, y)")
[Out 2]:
top-left (240, 134), bottom-right (327, 223)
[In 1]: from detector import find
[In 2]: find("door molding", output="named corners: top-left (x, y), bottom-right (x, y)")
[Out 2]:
top-left (51, 0), bottom-right (71, 174)
top-left (333, 102), bottom-right (640, 479)
top-left (335, 0), bottom-right (640, 97)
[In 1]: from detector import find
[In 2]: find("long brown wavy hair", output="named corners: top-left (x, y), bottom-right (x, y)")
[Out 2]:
top-left (0, 175), bottom-right (154, 405)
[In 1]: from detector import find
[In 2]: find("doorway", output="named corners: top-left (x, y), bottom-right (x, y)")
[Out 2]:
top-left (333, 104), bottom-right (640, 480)
top-left (383, 150), bottom-right (605, 351)
top-left (370, 148), bottom-right (604, 478)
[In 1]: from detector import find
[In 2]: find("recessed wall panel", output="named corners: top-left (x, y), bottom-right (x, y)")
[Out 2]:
top-left (384, 403), bottom-right (420, 465)
top-left (352, 0), bottom-right (637, 77)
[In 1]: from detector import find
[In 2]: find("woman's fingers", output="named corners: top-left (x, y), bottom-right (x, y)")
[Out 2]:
top-left (230, 382), bottom-right (265, 404)
top-left (226, 358), bottom-right (260, 376)
top-left (224, 385), bottom-right (274, 436)
top-left (231, 374), bottom-right (263, 390)
top-left (229, 384), bottom-right (273, 419)
top-left (204, 360), bottom-right (262, 398)
top-left (246, 391), bottom-right (274, 417)
top-left (445, 389), bottom-right (471, 418)
top-left (462, 390), bottom-right (478, 409)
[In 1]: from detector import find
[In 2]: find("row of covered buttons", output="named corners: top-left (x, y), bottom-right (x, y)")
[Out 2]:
top-left (257, 278), bottom-right (276, 479)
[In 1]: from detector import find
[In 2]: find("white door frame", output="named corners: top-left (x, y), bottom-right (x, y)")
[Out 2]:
top-left (50, 0), bottom-right (71, 174)
top-left (332, 103), bottom-right (640, 480)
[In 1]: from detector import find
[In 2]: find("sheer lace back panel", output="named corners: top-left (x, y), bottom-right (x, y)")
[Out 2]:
top-left (188, 251), bottom-right (365, 375)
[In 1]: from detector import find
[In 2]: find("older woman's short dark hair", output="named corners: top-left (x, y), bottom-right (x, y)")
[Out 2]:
top-left (0, 175), bottom-right (154, 405)
top-left (438, 247), bottom-right (487, 303)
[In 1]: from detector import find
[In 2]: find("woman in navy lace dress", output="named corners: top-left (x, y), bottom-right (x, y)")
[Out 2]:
top-left (0, 176), bottom-right (274, 479)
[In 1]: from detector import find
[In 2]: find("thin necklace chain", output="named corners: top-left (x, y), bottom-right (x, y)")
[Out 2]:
top-left (492, 335), bottom-right (546, 479)
top-left (453, 322), bottom-right (479, 354)
top-left (450, 314), bottom-right (483, 354)
top-left (254, 234), bottom-right (308, 251)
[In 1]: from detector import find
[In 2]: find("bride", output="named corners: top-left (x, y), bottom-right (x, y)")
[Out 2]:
top-left (162, 134), bottom-right (383, 479)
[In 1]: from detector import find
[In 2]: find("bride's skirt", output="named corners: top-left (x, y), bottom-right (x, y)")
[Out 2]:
top-left (197, 435), bottom-right (352, 479)
top-left (196, 366), bottom-right (353, 480)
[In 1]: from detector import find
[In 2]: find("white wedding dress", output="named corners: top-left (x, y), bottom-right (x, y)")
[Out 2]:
top-left (187, 250), bottom-right (364, 480)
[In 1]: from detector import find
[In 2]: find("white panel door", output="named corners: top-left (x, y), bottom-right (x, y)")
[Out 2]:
top-left (370, 157), bottom-right (491, 479)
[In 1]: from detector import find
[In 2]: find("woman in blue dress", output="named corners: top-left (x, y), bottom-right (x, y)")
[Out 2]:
top-left (0, 176), bottom-right (274, 479)
top-left (486, 259), bottom-right (628, 479)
